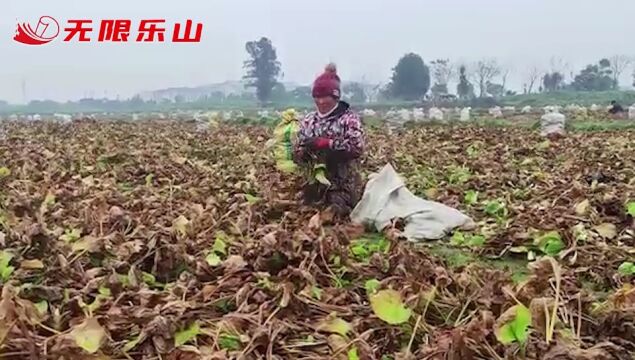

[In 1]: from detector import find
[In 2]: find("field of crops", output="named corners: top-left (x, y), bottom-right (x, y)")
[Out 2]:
top-left (1, 120), bottom-right (634, 359)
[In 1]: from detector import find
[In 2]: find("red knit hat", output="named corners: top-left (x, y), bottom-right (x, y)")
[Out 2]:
top-left (312, 63), bottom-right (341, 98)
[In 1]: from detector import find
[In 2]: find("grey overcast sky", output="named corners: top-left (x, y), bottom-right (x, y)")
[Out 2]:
top-left (1, 0), bottom-right (634, 103)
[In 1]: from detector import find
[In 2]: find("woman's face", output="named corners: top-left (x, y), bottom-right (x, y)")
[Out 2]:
top-left (314, 96), bottom-right (337, 114)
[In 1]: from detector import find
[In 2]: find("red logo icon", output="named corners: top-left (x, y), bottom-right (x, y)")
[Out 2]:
top-left (13, 17), bottom-right (202, 45)
top-left (14, 16), bottom-right (60, 45)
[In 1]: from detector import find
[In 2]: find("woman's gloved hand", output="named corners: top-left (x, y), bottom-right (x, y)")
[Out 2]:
top-left (306, 137), bottom-right (332, 151)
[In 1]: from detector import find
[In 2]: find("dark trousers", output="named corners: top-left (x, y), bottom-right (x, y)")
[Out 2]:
top-left (303, 160), bottom-right (362, 218)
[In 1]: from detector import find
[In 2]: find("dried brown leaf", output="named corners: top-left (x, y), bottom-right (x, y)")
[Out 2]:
top-left (20, 259), bottom-right (44, 269)
top-left (594, 223), bottom-right (617, 239)
top-left (223, 255), bottom-right (247, 273)
top-left (308, 212), bottom-right (321, 231)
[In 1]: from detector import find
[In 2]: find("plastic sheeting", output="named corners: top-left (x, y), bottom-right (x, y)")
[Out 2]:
top-left (351, 164), bottom-right (475, 241)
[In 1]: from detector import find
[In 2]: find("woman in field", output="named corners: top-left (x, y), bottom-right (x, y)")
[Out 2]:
top-left (293, 64), bottom-right (365, 217)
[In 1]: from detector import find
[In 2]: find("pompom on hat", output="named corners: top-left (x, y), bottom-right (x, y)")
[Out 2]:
top-left (312, 63), bottom-right (341, 98)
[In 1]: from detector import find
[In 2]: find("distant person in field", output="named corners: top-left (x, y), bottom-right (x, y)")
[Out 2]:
top-left (609, 100), bottom-right (625, 115)
top-left (293, 63), bottom-right (365, 218)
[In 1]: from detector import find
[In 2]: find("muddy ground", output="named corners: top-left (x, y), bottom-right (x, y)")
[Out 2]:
top-left (0, 120), bottom-right (634, 359)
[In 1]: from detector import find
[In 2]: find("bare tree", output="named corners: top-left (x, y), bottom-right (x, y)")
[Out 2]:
top-left (549, 56), bottom-right (569, 73)
top-left (471, 59), bottom-right (501, 97)
top-left (523, 65), bottom-right (541, 94)
top-left (609, 55), bottom-right (633, 89)
top-left (501, 66), bottom-right (513, 93)
top-left (430, 59), bottom-right (455, 85)
top-left (548, 56), bottom-right (571, 82)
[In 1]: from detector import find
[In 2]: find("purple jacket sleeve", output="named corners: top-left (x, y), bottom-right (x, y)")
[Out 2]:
top-left (331, 111), bottom-right (364, 159)
top-left (292, 114), bottom-right (312, 164)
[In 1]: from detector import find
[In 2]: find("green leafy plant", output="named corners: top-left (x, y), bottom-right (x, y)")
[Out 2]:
top-left (534, 231), bottom-right (565, 256)
top-left (331, 255), bottom-right (341, 267)
top-left (332, 270), bottom-right (352, 289)
top-left (484, 200), bottom-right (508, 219)
top-left (466, 144), bottom-right (479, 158)
top-left (349, 236), bottom-right (390, 262)
top-left (450, 231), bottom-right (486, 248)
top-left (98, 287), bottom-right (111, 297)
top-left (512, 231), bottom-right (566, 260)
top-left (311, 286), bottom-right (322, 300)
top-left (317, 316), bottom-right (352, 337)
top-left (244, 193), bottom-right (261, 205)
top-left (218, 333), bottom-right (242, 350)
top-left (213, 234), bottom-right (227, 255)
top-left (311, 164), bottom-right (331, 186)
top-left (468, 235), bottom-right (486, 247)
top-left (450, 231), bottom-right (465, 246)
top-left (512, 188), bottom-right (531, 200)
top-left (626, 201), bottom-right (635, 217)
top-left (79, 287), bottom-right (113, 317)
top-left (369, 289), bottom-right (412, 325)
top-left (117, 274), bottom-right (131, 288)
top-left (144, 173), bottom-right (154, 186)
top-left (256, 275), bottom-right (274, 290)
top-left (0, 167), bottom-right (11, 178)
top-left (206, 231), bottom-right (230, 266)
top-left (365, 279), bottom-right (381, 295)
top-left (495, 304), bottom-right (531, 346)
top-left (43, 193), bottom-right (56, 206)
top-left (34, 300), bottom-right (49, 315)
top-left (0, 211), bottom-right (7, 229)
top-left (329, 256), bottom-right (350, 289)
top-left (464, 190), bottom-right (479, 206)
top-left (618, 262), bottom-right (635, 276)
top-left (141, 272), bottom-right (164, 288)
top-left (174, 322), bottom-right (201, 347)
top-left (60, 228), bottom-right (81, 243)
top-left (123, 333), bottom-right (143, 353)
top-left (407, 165), bottom-right (438, 195)
top-left (206, 253), bottom-right (221, 266)
top-left (213, 298), bottom-right (236, 314)
top-left (536, 140), bottom-right (551, 150)
top-left (141, 272), bottom-right (155, 286)
top-left (0, 250), bottom-right (15, 282)
top-left (447, 165), bottom-right (471, 185)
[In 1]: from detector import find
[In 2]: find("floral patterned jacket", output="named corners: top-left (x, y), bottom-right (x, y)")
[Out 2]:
top-left (293, 101), bottom-right (364, 163)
